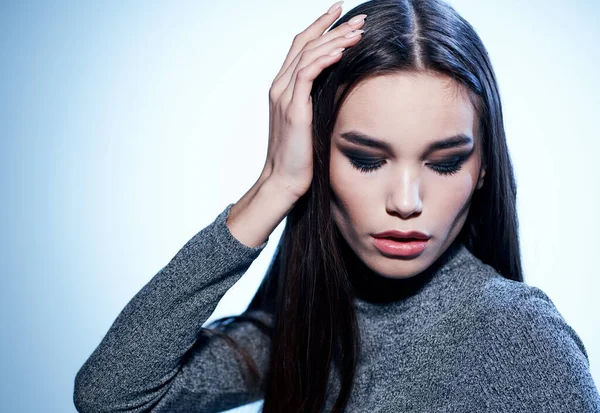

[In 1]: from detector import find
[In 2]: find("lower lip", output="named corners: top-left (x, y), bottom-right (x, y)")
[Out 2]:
top-left (372, 237), bottom-right (429, 257)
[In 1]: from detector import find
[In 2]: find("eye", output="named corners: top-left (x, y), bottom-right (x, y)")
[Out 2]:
top-left (347, 156), bottom-right (385, 173)
top-left (345, 153), bottom-right (469, 175)
top-left (428, 156), bottom-right (467, 176)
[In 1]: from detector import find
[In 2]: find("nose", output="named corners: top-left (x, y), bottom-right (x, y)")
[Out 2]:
top-left (386, 167), bottom-right (423, 218)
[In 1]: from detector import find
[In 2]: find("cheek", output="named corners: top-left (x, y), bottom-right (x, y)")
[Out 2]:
top-left (330, 151), bottom-right (374, 207)
top-left (428, 166), bottom-right (477, 217)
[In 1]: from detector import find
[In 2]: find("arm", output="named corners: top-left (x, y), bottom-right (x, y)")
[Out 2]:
top-left (148, 308), bottom-right (274, 413)
top-left (73, 178), bottom-right (294, 413)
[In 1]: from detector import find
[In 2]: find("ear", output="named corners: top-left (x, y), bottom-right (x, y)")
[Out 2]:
top-left (476, 164), bottom-right (486, 190)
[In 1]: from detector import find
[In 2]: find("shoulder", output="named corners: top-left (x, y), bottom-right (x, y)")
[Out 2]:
top-left (456, 248), bottom-right (587, 355)
top-left (457, 269), bottom-right (600, 411)
top-left (466, 268), bottom-right (591, 363)
top-left (475, 273), bottom-right (589, 358)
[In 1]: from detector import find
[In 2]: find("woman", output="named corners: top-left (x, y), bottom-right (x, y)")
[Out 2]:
top-left (74, 0), bottom-right (600, 412)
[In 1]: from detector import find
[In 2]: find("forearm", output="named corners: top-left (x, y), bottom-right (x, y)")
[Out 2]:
top-left (74, 205), bottom-right (268, 412)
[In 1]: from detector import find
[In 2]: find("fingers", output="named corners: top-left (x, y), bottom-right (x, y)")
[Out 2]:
top-left (274, 4), bottom-right (344, 83)
top-left (282, 26), bottom-right (365, 105)
top-left (288, 51), bottom-right (344, 107)
top-left (302, 14), bottom-right (367, 54)
top-left (275, 16), bottom-right (367, 87)
top-left (277, 16), bottom-right (365, 95)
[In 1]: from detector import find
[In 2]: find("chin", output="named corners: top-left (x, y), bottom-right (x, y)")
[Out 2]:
top-left (377, 265), bottom-right (428, 280)
top-left (365, 252), bottom-right (431, 279)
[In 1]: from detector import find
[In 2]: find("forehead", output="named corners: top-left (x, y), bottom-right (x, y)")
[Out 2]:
top-left (334, 72), bottom-right (477, 148)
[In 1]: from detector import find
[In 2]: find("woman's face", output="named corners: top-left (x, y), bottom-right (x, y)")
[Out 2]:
top-left (330, 72), bottom-right (486, 279)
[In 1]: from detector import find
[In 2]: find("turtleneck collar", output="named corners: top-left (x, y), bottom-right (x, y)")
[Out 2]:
top-left (338, 237), bottom-right (498, 359)
top-left (342, 236), bottom-right (491, 321)
top-left (345, 235), bottom-right (466, 297)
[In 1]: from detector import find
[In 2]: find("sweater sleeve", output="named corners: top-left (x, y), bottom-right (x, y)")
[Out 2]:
top-left (73, 203), bottom-right (274, 413)
top-left (467, 283), bottom-right (600, 412)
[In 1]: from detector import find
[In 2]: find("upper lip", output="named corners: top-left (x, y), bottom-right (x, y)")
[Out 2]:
top-left (372, 230), bottom-right (431, 240)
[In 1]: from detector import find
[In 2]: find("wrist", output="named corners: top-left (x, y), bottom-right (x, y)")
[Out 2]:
top-left (261, 174), bottom-right (306, 206)
top-left (226, 175), bottom-right (297, 249)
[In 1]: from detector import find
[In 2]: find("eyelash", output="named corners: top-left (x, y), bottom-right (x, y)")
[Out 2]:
top-left (347, 156), bottom-right (465, 176)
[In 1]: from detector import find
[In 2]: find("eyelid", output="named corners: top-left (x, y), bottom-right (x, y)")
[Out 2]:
top-left (341, 148), bottom-right (385, 160)
top-left (432, 154), bottom-right (467, 163)
top-left (342, 149), bottom-right (470, 162)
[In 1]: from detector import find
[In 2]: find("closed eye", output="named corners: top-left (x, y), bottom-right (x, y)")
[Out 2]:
top-left (347, 156), bottom-right (385, 173)
top-left (344, 153), bottom-right (469, 176)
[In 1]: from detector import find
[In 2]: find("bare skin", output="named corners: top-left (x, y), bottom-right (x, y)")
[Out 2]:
top-left (226, 2), bottom-right (486, 283)
top-left (330, 73), bottom-right (486, 279)
top-left (227, 1), bottom-right (365, 248)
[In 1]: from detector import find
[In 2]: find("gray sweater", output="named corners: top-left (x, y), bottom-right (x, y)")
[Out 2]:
top-left (74, 203), bottom-right (600, 412)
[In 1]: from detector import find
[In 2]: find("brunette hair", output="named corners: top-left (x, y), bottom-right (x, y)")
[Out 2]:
top-left (201, 0), bottom-right (522, 411)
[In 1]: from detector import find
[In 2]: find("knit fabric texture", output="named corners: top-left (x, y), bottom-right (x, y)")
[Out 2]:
top-left (74, 203), bottom-right (600, 412)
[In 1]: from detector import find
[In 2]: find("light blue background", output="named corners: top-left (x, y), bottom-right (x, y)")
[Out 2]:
top-left (1, 1), bottom-right (599, 412)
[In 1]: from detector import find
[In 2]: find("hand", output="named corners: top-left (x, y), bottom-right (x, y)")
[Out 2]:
top-left (261, 3), bottom-right (366, 201)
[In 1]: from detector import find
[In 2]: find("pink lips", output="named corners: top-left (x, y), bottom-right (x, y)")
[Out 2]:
top-left (371, 229), bottom-right (430, 257)
top-left (372, 238), bottom-right (428, 257)
top-left (372, 229), bottom-right (430, 240)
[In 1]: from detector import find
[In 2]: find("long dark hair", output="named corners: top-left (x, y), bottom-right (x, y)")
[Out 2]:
top-left (201, 0), bottom-right (523, 411)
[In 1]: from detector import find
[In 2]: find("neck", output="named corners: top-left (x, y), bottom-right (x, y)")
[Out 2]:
top-left (341, 233), bottom-right (463, 304)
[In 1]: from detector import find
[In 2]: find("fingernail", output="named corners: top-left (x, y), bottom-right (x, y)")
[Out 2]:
top-left (327, 1), bottom-right (344, 15)
top-left (345, 29), bottom-right (364, 38)
top-left (329, 47), bottom-right (345, 56)
top-left (348, 14), bottom-right (367, 25)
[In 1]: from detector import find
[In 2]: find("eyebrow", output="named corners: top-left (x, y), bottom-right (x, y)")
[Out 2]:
top-left (339, 131), bottom-right (473, 153)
